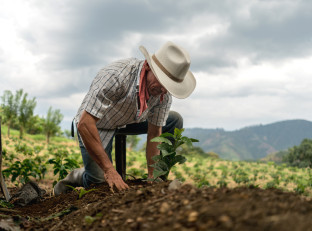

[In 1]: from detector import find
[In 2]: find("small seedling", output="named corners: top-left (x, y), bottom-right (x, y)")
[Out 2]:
top-left (150, 128), bottom-right (198, 181)
top-left (0, 199), bottom-right (14, 209)
top-left (66, 185), bottom-right (97, 199)
top-left (84, 212), bottom-right (103, 225)
top-left (47, 147), bottom-right (80, 187)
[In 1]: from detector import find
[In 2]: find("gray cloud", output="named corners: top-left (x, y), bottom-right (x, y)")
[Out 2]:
top-left (19, 0), bottom-right (312, 74)
top-left (2, 0), bottom-right (312, 130)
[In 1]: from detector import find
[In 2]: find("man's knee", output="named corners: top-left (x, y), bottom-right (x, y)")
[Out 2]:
top-left (169, 111), bottom-right (183, 129)
top-left (163, 111), bottom-right (183, 134)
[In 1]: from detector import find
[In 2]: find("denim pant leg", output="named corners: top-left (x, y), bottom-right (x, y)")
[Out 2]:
top-left (162, 111), bottom-right (183, 134)
top-left (78, 133), bottom-right (114, 188)
top-left (116, 111), bottom-right (183, 135)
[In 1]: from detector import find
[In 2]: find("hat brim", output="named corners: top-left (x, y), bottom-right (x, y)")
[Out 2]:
top-left (139, 45), bottom-right (196, 99)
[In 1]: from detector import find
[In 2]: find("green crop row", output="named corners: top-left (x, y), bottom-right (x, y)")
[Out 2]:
top-left (125, 148), bottom-right (312, 197)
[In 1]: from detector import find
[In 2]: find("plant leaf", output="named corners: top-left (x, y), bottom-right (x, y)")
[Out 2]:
top-left (190, 138), bottom-right (199, 143)
top-left (157, 143), bottom-right (173, 152)
top-left (160, 132), bottom-right (174, 138)
top-left (181, 137), bottom-right (192, 146)
top-left (152, 155), bottom-right (162, 162)
top-left (153, 169), bottom-right (168, 179)
top-left (162, 151), bottom-right (176, 158)
top-left (174, 155), bottom-right (187, 164)
top-left (151, 137), bottom-right (172, 145)
top-left (66, 185), bottom-right (77, 192)
top-left (174, 128), bottom-right (184, 139)
top-left (153, 160), bottom-right (169, 171)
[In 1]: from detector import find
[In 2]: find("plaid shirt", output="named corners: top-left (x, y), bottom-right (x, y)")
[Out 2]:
top-left (75, 58), bottom-right (172, 149)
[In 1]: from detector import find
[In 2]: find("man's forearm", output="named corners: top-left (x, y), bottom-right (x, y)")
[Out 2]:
top-left (78, 110), bottom-right (129, 191)
top-left (77, 111), bottom-right (115, 172)
top-left (146, 136), bottom-right (160, 176)
top-left (146, 123), bottom-right (162, 177)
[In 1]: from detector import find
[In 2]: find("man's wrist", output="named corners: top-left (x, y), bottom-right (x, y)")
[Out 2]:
top-left (148, 169), bottom-right (154, 178)
top-left (103, 166), bottom-right (116, 174)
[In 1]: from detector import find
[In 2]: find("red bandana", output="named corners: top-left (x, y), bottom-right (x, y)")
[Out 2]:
top-left (139, 61), bottom-right (149, 116)
top-left (138, 61), bottom-right (165, 116)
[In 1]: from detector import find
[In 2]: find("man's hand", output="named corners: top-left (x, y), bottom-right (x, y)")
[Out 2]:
top-left (104, 167), bottom-right (129, 192)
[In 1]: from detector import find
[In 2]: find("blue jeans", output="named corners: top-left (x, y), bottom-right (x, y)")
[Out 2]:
top-left (78, 111), bottom-right (183, 188)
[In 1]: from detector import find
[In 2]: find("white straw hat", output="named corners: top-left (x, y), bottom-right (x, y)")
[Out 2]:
top-left (139, 41), bottom-right (196, 99)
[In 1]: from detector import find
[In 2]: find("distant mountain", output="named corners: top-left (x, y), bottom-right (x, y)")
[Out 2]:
top-left (183, 119), bottom-right (312, 161)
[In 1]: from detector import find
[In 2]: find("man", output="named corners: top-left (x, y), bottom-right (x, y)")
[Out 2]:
top-left (54, 41), bottom-right (196, 195)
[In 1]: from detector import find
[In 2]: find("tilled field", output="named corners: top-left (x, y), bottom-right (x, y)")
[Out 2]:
top-left (1, 180), bottom-right (312, 231)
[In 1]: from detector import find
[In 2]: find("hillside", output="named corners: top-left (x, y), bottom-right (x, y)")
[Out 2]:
top-left (183, 119), bottom-right (312, 160)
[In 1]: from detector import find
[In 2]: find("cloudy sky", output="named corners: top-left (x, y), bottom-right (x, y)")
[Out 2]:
top-left (1, 0), bottom-right (312, 131)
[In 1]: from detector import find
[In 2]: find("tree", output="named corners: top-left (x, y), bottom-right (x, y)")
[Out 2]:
top-left (26, 115), bottom-right (45, 134)
top-left (283, 139), bottom-right (312, 168)
top-left (127, 135), bottom-right (141, 151)
top-left (18, 91), bottom-right (37, 139)
top-left (1, 89), bottom-right (23, 137)
top-left (43, 107), bottom-right (63, 144)
top-left (63, 129), bottom-right (72, 139)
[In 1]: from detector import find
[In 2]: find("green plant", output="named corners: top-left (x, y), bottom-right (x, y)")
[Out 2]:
top-left (47, 147), bottom-right (80, 186)
top-left (2, 140), bottom-right (47, 184)
top-left (211, 171), bottom-right (218, 177)
top-left (253, 170), bottom-right (259, 181)
top-left (3, 157), bottom-right (47, 185)
top-left (150, 128), bottom-right (198, 181)
top-left (0, 199), bottom-right (14, 209)
top-left (265, 181), bottom-right (277, 189)
top-left (182, 165), bottom-right (191, 174)
top-left (216, 178), bottom-right (228, 188)
top-left (294, 183), bottom-right (306, 194)
top-left (84, 213), bottom-right (103, 225)
top-left (66, 185), bottom-right (97, 199)
top-left (15, 142), bottom-right (33, 155)
top-left (270, 172), bottom-right (280, 186)
top-left (172, 170), bottom-right (185, 182)
top-left (231, 169), bottom-right (250, 185)
top-left (196, 177), bottom-right (210, 188)
top-left (34, 145), bottom-right (44, 154)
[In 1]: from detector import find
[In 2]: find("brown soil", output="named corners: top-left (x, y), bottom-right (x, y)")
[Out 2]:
top-left (1, 180), bottom-right (312, 231)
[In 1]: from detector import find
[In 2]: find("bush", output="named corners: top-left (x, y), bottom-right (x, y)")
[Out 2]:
top-left (283, 139), bottom-right (312, 168)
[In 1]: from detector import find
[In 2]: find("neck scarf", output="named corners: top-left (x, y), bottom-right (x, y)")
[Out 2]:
top-left (138, 61), bottom-right (149, 116)
top-left (138, 61), bottom-right (165, 116)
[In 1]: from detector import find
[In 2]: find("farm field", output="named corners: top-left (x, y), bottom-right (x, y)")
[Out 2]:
top-left (1, 129), bottom-right (312, 230)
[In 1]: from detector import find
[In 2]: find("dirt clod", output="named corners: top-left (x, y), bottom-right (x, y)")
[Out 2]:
top-left (187, 211), bottom-right (198, 222)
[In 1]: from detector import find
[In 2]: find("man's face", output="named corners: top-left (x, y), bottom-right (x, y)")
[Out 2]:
top-left (146, 69), bottom-right (168, 96)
